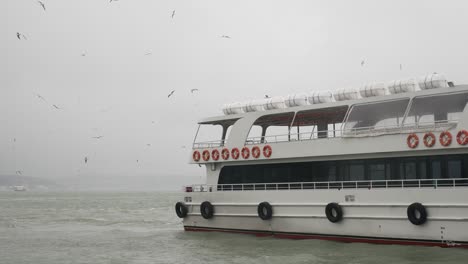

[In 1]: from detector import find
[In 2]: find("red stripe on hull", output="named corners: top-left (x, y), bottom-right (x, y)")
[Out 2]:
top-left (184, 226), bottom-right (468, 248)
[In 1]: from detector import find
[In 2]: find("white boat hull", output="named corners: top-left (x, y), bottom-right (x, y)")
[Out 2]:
top-left (182, 187), bottom-right (468, 247)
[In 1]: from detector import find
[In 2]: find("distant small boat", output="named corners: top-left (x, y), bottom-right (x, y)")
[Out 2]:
top-left (12, 186), bottom-right (27, 192)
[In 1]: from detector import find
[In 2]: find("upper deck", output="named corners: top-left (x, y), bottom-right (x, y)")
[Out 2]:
top-left (190, 78), bottom-right (468, 164)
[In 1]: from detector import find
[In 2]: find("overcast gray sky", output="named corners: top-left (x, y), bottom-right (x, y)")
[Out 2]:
top-left (2, 0), bottom-right (468, 190)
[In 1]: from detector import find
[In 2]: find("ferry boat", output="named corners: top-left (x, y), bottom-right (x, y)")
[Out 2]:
top-left (175, 73), bottom-right (468, 248)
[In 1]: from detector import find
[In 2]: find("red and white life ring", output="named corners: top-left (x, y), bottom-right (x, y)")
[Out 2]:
top-left (221, 148), bottom-right (230, 160)
top-left (252, 146), bottom-right (261, 159)
top-left (192, 151), bottom-right (201, 162)
top-left (407, 134), bottom-right (419, 149)
top-left (241, 147), bottom-right (250, 159)
top-left (202, 150), bottom-right (210, 161)
top-left (263, 145), bottom-right (272, 158)
top-left (423, 132), bottom-right (436, 147)
top-left (456, 130), bottom-right (468, 145)
top-left (231, 148), bottom-right (240, 160)
top-left (439, 131), bottom-right (452, 147)
top-left (211, 149), bottom-right (220, 161)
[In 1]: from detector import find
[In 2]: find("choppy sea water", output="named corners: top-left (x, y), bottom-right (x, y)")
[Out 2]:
top-left (1, 192), bottom-right (468, 264)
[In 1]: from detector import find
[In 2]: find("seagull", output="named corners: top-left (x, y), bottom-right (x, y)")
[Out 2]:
top-left (265, 95), bottom-right (270, 98)
top-left (171, 10), bottom-right (176, 18)
top-left (146, 144), bottom-right (151, 147)
top-left (52, 104), bottom-right (61, 109)
top-left (84, 157), bottom-right (88, 163)
top-left (361, 60), bottom-right (365, 67)
top-left (110, 0), bottom-right (119, 2)
top-left (136, 159), bottom-right (139, 163)
top-left (167, 90), bottom-right (175, 98)
top-left (221, 35), bottom-right (231, 39)
top-left (16, 32), bottom-right (27, 40)
top-left (190, 89), bottom-right (199, 93)
top-left (37, 1), bottom-right (46, 11)
top-left (34, 93), bottom-right (47, 102)
top-left (81, 52), bottom-right (87, 57)
top-left (16, 170), bottom-right (22, 175)
top-left (92, 136), bottom-right (104, 139)
top-left (144, 52), bottom-right (152, 56)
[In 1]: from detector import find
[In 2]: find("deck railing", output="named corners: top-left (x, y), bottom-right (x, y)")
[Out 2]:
top-left (192, 120), bottom-right (458, 148)
top-left (184, 178), bottom-right (468, 192)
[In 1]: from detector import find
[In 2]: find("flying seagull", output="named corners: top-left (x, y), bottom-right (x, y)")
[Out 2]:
top-left (37, 1), bottom-right (46, 11)
top-left (361, 60), bottom-right (365, 67)
top-left (221, 35), bottom-right (231, 39)
top-left (34, 93), bottom-right (47, 102)
top-left (92, 136), bottom-right (104, 139)
top-left (52, 104), bottom-right (61, 109)
top-left (81, 52), bottom-right (87, 57)
top-left (190, 89), bottom-right (199, 93)
top-left (84, 157), bottom-right (88, 163)
top-left (110, 0), bottom-right (119, 2)
top-left (16, 32), bottom-right (27, 40)
top-left (167, 90), bottom-right (175, 98)
top-left (171, 10), bottom-right (176, 18)
top-left (144, 52), bottom-right (152, 56)
top-left (16, 170), bottom-right (22, 175)
top-left (265, 95), bottom-right (270, 98)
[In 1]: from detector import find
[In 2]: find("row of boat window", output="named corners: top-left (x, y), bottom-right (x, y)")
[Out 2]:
top-left (218, 154), bottom-right (468, 184)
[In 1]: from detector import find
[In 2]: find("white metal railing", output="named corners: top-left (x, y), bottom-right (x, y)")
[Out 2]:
top-left (193, 140), bottom-right (225, 149)
top-left (184, 178), bottom-right (468, 192)
top-left (193, 120), bottom-right (458, 147)
top-left (245, 129), bottom-right (343, 145)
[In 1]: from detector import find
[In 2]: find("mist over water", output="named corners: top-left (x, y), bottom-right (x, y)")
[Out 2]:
top-left (1, 191), bottom-right (467, 264)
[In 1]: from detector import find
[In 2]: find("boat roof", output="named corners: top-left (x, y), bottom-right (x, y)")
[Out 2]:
top-left (198, 84), bottom-right (468, 124)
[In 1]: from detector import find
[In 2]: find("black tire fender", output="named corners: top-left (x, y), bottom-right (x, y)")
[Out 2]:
top-left (175, 202), bottom-right (188, 218)
top-left (200, 201), bottom-right (214, 219)
top-left (325, 202), bottom-right (343, 223)
top-left (407, 202), bottom-right (427, 225)
top-left (257, 202), bottom-right (273, 220)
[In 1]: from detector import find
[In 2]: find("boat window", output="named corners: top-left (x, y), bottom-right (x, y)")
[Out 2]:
top-left (368, 162), bottom-right (387, 181)
top-left (218, 154), bottom-right (468, 185)
top-left (448, 159), bottom-right (462, 178)
top-left (343, 98), bottom-right (410, 133)
top-left (403, 92), bottom-right (468, 128)
top-left (193, 118), bottom-right (239, 148)
top-left (291, 106), bottom-right (348, 139)
top-left (431, 159), bottom-right (442, 179)
top-left (246, 112), bottom-right (295, 144)
top-left (400, 160), bottom-right (417, 179)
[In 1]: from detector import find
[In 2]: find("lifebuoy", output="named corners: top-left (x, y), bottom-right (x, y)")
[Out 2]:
top-left (325, 202), bottom-right (343, 223)
top-left (192, 151), bottom-right (201, 162)
top-left (175, 202), bottom-right (188, 218)
top-left (407, 134), bottom-right (419, 148)
top-left (221, 148), bottom-right (230, 160)
top-left (423, 132), bottom-right (436, 147)
top-left (211, 149), bottom-right (220, 161)
top-left (456, 130), bottom-right (468, 145)
top-left (241, 147), bottom-right (250, 159)
top-left (200, 201), bottom-right (214, 219)
top-left (263, 145), bottom-right (272, 158)
top-left (407, 202), bottom-right (427, 225)
top-left (202, 150), bottom-right (210, 161)
top-left (257, 202), bottom-right (273, 220)
top-left (231, 148), bottom-right (240, 160)
top-left (252, 146), bottom-right (261, 159)
top-left (439, 131), bottom-right (452, 146)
